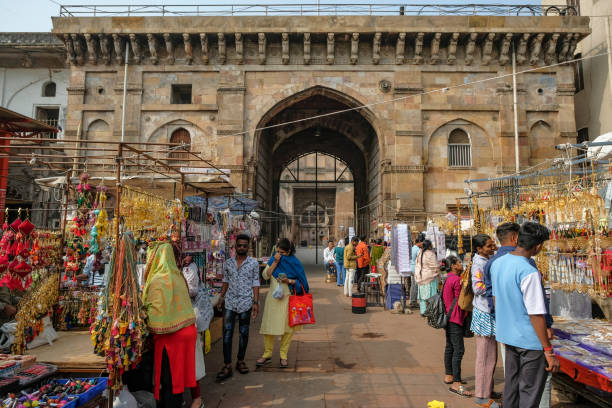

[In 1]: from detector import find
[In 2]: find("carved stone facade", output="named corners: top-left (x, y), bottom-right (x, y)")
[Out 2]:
top-left (52, 15), bottom-right (590, 232)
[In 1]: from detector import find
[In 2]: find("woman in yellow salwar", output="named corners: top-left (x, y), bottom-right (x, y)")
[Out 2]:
top-left (256, 238), bottom-right (309, 369)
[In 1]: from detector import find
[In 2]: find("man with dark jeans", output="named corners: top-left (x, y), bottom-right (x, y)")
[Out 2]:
top-left (216, 234), bottom-right (260, 381)
top-left (491, 222), bottom-right (560, 407)
top-left (355, 235), bottom-right (370, 289)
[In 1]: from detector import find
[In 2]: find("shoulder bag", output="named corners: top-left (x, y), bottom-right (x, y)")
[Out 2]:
top-left (457, 265), bottom-right (474, 312)
top-left (288, 282), bottom-right (315, 327)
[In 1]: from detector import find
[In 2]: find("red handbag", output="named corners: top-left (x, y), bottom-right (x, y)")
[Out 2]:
top-left (288, 282), bottom-right (315, 327)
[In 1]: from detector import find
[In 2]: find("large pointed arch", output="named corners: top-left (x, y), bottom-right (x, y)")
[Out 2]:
top-left (251, 85), bottom-right (381, 243)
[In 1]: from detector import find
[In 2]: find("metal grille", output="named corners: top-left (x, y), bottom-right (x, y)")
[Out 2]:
top-left (58, 4), bottom-right (580, 17)
top-left (448, 144), bottom-right (471, 167)
top-left (40, 118), bottom-right (59, 139)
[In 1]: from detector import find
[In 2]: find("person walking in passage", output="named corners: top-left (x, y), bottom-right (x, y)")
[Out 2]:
top-left (257, 238), bottom-right (309, 369)
top-left (441, 255), bottom-right (472, 398)
top-left (409, 233), bottom-right (425, 308)
top-left (216, 234), bottom-right (260, 381)
top-left (323, 240), bottom-right (336, 281)
top-left (343, 236), bottom-right (358, 297)
top-left (468, 234), bottom-right (500, 407)
top-left (415, 239), bottom-right (440, 316)
top-left (491, 222), bottom-right (559, 408)
top-left (334, 238), bottom-right (347, 287)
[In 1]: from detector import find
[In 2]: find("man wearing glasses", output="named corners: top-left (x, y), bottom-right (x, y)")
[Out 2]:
top-left (216, 233), bottom-right (260, 380)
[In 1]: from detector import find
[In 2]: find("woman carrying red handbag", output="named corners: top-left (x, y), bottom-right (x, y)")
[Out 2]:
top-left (256, 238), bottom-right (310, 369)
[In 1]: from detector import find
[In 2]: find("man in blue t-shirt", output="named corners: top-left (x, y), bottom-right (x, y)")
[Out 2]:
top-left (491, 222), bottom-right (559, 408)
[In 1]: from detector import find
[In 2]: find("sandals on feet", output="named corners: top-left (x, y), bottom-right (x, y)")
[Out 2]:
top-left (236, 361), bottom-right (249, 374)
top-left (280, 359), bottom-right (289, 368)
top-left (444, 379), bottom-right (467, 385)
top-left (255, 357), bottom-right (271, 367)
top-left (216, 366), bottom-right (232, 381)
top-left (449, 386), bottom-right (473, 397)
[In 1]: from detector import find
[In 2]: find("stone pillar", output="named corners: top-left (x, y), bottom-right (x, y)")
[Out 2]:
top-left (217, 68), bottom-right (246, 191)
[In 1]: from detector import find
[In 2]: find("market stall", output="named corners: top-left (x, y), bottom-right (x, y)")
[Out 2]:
top-left (0, 135), bottom-right (243, 405)
top-left (461, 142), bottom-right (612, 402)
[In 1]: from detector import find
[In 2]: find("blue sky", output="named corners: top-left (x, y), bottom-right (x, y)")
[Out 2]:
top-left (2, 0), bottom-right (541, 32)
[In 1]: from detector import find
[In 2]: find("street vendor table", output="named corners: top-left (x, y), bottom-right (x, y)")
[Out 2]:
top-left (556, 353), bottom-right (612, 394)
top-left (26, 331), bottom-right (105, 373)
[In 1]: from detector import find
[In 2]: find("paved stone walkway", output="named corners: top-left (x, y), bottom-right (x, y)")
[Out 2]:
top-left (200, 252), bottom-right (506, 407)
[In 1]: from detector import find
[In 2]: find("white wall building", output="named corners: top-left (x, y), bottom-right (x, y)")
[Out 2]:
top-left (0, 33), bottom-right (68, 138)
top-left (0, 33), bottom-right (68, 227)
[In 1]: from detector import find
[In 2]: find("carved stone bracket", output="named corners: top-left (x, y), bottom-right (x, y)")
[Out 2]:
top-left (71, 34), bottom-right (84, 65)
top-left (217, 33), bottom-right (226, 64)
top-left (394, 87), bottom-right (423, 95)
top-left (350, 33), bottom-right (359, 65)
top-left (372, 32), bottom-right (381, 65)
top-left (544, 33), bottom-right (559, 65)
top-left (84, 34), bottom-right (97, 65)
top-left (129, 33), bottom-right (142, 64)
top-left (413, 33), bottom-right (424, 64)
top-left (568, 33), bottom-right (580, 59)
top-left (326, 33), bottom-right (334, 64)
top-left (63, 34), bottom-right (75, 65)
top-left (67, 86), bottom-right (86, 95)
top-left (199, 34), bottom-right (208, 64)
top-left (303, 33), bottom-right (311, 65)
top-left (516, 33), bottom-right (530, 65)
top-left (430, 33), bottom-right (441, 64)
top-left (99, 33), bottom-right (111, 65)
top-left (499, 33), bottom-right (512, 66)
top-left (558, 33), bottom-right (571, 62)
top-left (282, 33), bottom-right (290, 64)
top-left (481, 33), bottom-right (495, 66)
top-left (258, 33), bottom-right (266, 64)
top-left (147, 34), bottom-right (158, 64)
top-left (465, 33), bottom-right (477, 65)
top-left (235, 33), bottom-right (243, 64)
top-left (396, 32), bottom-right (406, 65)
top-left (183, 33), bottom-right (193, 65)
top-left (447, 33), bottom-right (459, 65)
top-left (530, 33), bottom-right (545, 66)
top-left (163, 33), bottom-right (174, 64)
top-left (112, 34), bottom-right (123, 64)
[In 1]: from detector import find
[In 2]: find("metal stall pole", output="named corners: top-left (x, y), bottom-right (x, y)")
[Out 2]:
top-left (315, 151), bottom-right (318, 264)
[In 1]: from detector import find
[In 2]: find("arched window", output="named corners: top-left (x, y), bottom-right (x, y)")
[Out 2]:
top-left (169, 128), bottom-right (191, 160)
top-left (448, 128), bottom-right (471, 167)
top-left (42, 82), bottom-right (56, 97)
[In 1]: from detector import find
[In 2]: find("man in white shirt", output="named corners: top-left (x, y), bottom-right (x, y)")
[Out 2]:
top-left (323, 240), bottom-right (336, 279)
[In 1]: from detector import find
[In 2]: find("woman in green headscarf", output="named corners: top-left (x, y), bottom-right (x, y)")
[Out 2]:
top-left (142, 241), bottom-right (196, 407)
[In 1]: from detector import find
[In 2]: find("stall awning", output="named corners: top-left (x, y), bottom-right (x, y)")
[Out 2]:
top-left (0, 106), bottom-right (58, 137)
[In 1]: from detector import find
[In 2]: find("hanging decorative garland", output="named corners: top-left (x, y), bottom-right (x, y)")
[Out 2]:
top-left (90, 232), bottom-right (147, 391)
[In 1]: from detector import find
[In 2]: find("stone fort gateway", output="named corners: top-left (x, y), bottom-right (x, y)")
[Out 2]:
top-left (51, 7), bottom-right (590, 240)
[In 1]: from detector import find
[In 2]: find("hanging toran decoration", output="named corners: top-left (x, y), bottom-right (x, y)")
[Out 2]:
top-left (0, 209), bottom-right (38, 290)
top-left (456, 199), bottom-right (463, 255)
top-left (91, 232), bottom-right (147, 390)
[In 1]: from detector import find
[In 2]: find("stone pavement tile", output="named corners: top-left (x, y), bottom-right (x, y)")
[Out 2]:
top-left (324, 392), bottom-right (412, 408)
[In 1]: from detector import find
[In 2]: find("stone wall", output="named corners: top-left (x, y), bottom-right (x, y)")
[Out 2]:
top-left (51, 15), bottom-right (591, 225)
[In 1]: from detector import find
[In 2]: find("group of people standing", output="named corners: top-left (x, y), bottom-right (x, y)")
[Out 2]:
top-left (137, 234), bottom-right (310, 407)
top-left (419, 222), bottom-right (559, 408)
top-left (325, 236), bottom-right (386, 297)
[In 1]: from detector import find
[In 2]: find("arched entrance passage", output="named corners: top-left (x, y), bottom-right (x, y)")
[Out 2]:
top-left (253, 86), bottom-right (381, 246)
top-left (278, 152), bottom-right (355, 247)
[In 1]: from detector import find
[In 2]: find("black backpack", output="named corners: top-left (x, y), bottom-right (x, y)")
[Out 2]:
top-left (424, 280), bottom-right (457, 329)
